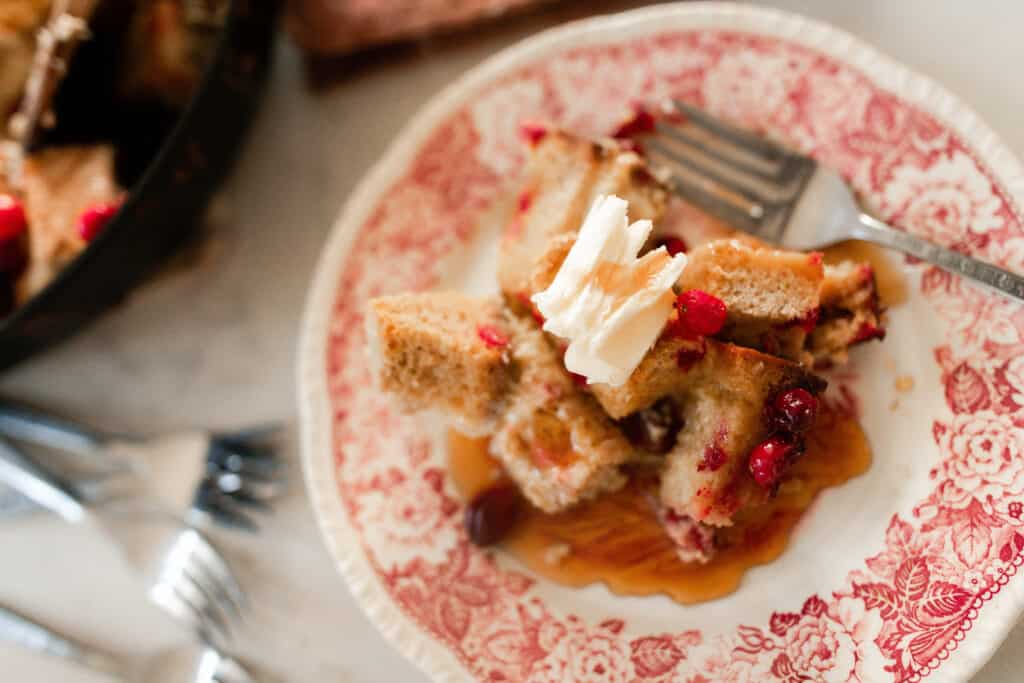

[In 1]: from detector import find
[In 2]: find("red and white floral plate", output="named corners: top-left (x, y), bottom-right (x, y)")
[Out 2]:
top-left (298, 4), bottom-right (1024, 681)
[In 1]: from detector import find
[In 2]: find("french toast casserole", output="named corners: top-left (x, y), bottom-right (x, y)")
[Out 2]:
top-left (366, 125), bottom-right (885, 567)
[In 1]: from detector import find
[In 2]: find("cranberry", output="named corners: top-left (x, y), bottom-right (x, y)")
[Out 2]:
top-left (653, 236), bottom-right (687, 256)
top-left (517, 190), bottom-right (532, 213)
top-left (619, 396), bottom-right (682, 454)
top-left (520, 122), bottom-right (548, 146)
top-left (613, 105), bottom-right (656, 139)
top-left (0, 195), bottom-right (27, 242)
top-left (77, 201), bottom-right (121, 242)
top-left (769, 387), bottom-right (819, 433)
top-left (853, 322), bottom-right (886, 343)
top-left (464, 484), bottom-right (522, 546)
top-left (698, 444), bottom-right (727, 472)
top-left (675, 290), bottom-right (727, 337)
top-left (569, 371), bottom-right (588, 388)
top-left (476, 324), bottom-right (509, 349)
top-left (748, 435), bottom-right (797, 488)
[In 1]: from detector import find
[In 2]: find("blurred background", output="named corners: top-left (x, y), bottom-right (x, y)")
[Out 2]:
top-left (1, 1), bottom-right (1023, 680)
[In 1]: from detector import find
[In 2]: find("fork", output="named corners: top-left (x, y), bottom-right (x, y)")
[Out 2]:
top-left (0, 603), bottom-right (255, 683)
top-left (644, 100), bottom-right (1024, 301)
top-left (0, 438), bottom-right (245, 646)
top-left (0, 400), bottom-right (285, 531)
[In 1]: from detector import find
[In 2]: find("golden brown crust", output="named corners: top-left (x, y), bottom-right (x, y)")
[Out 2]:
top-left (366, 292), bottom-right (513, 436)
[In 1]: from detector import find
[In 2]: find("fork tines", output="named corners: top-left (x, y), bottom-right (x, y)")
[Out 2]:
top-left (644, 100), bottom-right (816, 241)
top-left (192, 429), bottom-right (286, 532)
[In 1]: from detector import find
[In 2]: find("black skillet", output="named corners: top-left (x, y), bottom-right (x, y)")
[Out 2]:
top-left (0, 0), bottom-right (280, 370)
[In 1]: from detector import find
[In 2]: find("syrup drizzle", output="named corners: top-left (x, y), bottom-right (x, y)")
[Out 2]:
top-left (449, 404), bottom-right (870, 604)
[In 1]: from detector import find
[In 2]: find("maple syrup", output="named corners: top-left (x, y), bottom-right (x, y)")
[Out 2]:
top-left (449, 405), bottom-right (870, 604)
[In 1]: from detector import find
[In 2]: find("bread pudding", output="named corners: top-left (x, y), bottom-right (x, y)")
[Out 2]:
top-left (367, 126), bottom-right (886, 578)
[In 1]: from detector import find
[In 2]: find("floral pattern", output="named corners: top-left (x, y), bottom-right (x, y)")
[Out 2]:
top-left (313, 20), bottom-right (1024, 683)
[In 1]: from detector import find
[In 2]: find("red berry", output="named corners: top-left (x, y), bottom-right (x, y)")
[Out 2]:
top-left (675, 290), bottom-right (727, 337)
top-left (0, 195), bottom-right (27, 242)
top-left (853, 322), bottom-right (886, 343)
top-left (653, 236), bottom-right (688, 256)
top-left (476, 324), bottom-right (509, 349)
top-left (613, 105), bottom-right (656, 139)
top-left (464, 484), bottom-right (522, 546)
top-left (520, 122), bottom-right (548, 146)
top-left (769, 387), bottom-right (819, 433)
top-left (77, 201), bottom-right (121, 242)
top-left (748, 435), bottom-right (796, 488)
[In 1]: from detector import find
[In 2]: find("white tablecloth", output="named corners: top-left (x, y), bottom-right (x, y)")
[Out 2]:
top-left (2, 1), bottom-right (1023, 680)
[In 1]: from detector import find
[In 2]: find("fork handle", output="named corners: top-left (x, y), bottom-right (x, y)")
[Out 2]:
top-left (855, 213), bottom-right (1024, 301)
top-left (0, 438), bottom-right (86, 523)
top-left (0, 605), bottom-right (121, 677)
top-left (0, 400), bottom-right (106, 455)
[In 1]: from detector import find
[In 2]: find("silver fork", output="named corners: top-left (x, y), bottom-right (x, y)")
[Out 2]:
top-left (0, 400), bottom-right (285, 531)
top-left (0, 603), bottom-right (255, 683)
top-left (644, 100), bottom-right (1024, 301)
top-left (0, 438), bottom-right (244, 646)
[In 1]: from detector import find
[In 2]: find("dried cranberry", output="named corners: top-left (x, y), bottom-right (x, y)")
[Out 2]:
top-left (476, 324), bottom-right (509, 349)
top-left (77, 201), bottom-right (121, 242)
top-left (613, 105), bottom-right (656, 139)
top-left (769, 387), bottom-right (819, 433)
top-left (653, 236), bottom-right (688, 256)
top-left (520, 122), bottom-right (548, 146)
top-left (619, 397), bottom-right (682, 454)
top-left (748, 435), bottom-right (797, 488)
top-left (0, 195), bottom-right (27, 242)
top-left (853, 322), bottom-right (886, 343)
top-left (675, 290), bottom-right (727, 337)
top-left (464, 484), bottom-right (522, 546)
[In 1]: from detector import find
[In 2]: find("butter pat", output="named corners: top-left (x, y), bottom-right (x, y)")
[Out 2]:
top-left (532, 195), bottom-right (687, 386)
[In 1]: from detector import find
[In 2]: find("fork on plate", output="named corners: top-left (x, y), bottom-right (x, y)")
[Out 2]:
top-left (0, 400), bottom-right (285, 531)
top-left (0, 438), bottom-right (245, 646)
top-left (644, 100), bottom-right (1024, 301)
top-left (0, 603), bottom-right (256, 683)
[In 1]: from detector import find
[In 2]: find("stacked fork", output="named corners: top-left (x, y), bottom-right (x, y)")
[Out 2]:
top-left (644, 101), bottom-right (1024, 301)
top-left (0, 399), bottom-right (285, 667)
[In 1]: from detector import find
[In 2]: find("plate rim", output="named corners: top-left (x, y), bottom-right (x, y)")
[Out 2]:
top-left (297, 3), bottom-right (1024, 682)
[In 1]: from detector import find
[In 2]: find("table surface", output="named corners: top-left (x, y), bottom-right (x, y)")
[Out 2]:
top-left (2, 1), bottom-right (1024, 680)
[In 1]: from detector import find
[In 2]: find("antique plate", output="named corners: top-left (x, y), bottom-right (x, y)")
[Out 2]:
top-left (298, 4), bottom-right (1024, 681)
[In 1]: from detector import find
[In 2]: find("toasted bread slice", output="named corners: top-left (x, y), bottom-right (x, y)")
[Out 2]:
top-left (679, 239), bottom-right (823, 325)
top-left (499, 130), bottom-right (668, 310)
top-left (491, 318), bottom-right (633, 513)
top-left (366, 292), bottom-right (514, 436)
top-left (589, 335), bottom-right (814, 420)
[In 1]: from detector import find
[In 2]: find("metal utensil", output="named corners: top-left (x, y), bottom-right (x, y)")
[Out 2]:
top-left (0, 438), bottom-right (244, 646)
top-left (645, 100), bottom-right (1024, 301)
top-left (0, 400), bottom-right (285, 531)
top-left (0, 603), bottom-right (255, 683)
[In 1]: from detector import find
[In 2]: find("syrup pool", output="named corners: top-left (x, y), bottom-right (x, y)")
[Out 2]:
top-left (449, 404), bottom-right (870, 604)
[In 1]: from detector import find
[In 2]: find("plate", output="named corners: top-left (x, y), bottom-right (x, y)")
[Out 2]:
top-left (298, 4), bottom-right (1024, 681)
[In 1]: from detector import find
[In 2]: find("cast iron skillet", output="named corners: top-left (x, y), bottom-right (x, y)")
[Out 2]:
top-left (0, 0), bottom-right (279, 370)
